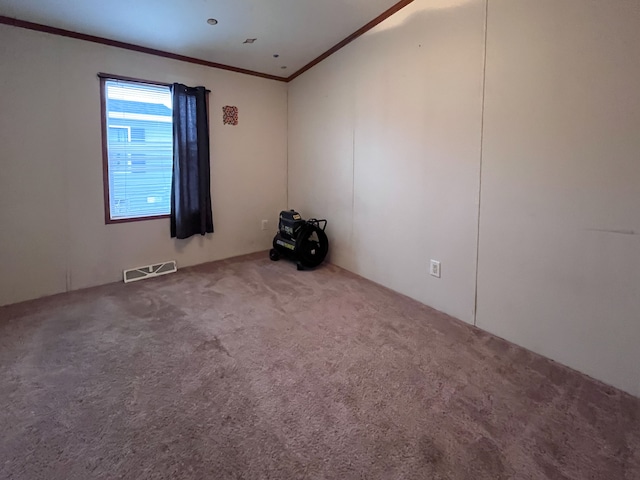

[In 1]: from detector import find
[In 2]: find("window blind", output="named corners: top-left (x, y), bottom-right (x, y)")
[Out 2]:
top-left (104, 79), bottom-right (173, 220)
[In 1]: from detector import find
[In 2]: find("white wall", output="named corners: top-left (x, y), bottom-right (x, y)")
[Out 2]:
top-left (0, 25), bottom-right (288, 306)
top-left (477, 0), bottom-right (640, 396)
top-left (288, 0), bottom-right (640, 396)
top-left (288, 0), bottom-right (486, 324)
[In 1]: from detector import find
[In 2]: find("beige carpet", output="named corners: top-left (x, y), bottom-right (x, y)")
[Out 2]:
top-left (0, 252), bottom-right (638, 479)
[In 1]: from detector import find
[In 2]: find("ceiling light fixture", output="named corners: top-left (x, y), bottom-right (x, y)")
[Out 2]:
top-left (206, 18), bottom-right (218, 25)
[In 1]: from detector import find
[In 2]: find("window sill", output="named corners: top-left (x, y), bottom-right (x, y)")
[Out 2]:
top-left (105, 214), bottom-right (170, 225)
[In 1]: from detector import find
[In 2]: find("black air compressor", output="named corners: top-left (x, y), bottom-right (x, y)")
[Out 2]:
top-left (269, 210), bottom-right (329, 270)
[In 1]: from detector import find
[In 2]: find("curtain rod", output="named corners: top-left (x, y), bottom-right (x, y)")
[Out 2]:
top-left (98, 73), bottom-right (211, 93)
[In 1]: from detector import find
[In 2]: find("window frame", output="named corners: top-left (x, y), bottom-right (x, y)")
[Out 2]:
top-left (99, 73), bottom-right (173, 224)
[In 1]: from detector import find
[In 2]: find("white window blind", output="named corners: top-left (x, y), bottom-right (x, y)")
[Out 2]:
top-left (104, 79), bottom-right (173, 220)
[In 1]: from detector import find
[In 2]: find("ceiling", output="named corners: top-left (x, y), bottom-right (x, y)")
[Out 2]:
top-left (0, 0), bottom-right (406, 79)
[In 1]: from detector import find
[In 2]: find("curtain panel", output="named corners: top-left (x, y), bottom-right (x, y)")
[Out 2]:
top-left (170, 84), bottom-right (214, 239)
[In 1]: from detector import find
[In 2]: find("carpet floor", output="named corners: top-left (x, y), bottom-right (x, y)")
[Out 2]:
top-left (0, 252), bottom-right (638, 479)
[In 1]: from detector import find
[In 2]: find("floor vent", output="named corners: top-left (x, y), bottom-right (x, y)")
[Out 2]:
top-left (123, 261), bottom-right (177, 283)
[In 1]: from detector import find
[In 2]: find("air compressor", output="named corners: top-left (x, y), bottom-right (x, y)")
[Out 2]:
top-left (269, 210), bottom-right (329, 270)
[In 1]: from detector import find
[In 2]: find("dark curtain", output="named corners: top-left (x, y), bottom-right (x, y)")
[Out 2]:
top-left (171, 84), bottom-right (214, 239)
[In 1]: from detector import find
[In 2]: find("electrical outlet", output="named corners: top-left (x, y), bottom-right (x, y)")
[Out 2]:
top-left (261, 219), bottom-right (268, 231)
top-left (430, 260), bottom-right (441, 278)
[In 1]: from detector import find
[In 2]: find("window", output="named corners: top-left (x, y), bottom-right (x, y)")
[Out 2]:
top-left (100, 76), bottom-right (173, 222)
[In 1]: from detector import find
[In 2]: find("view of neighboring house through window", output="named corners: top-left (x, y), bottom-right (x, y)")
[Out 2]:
top-left (103, 79), bottom-right (173, 221)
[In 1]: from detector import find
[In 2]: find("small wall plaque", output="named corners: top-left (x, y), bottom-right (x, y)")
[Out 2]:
top-left (223, 106), bottom-right (238, 125)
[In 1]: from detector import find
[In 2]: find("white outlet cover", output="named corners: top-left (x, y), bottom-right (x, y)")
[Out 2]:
top-left (430, 260), bottom-right (441, 278)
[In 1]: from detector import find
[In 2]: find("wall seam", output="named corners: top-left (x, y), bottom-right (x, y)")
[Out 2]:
top-left (350, 67), bottom-right (356, 257)
top-left (351, 106), bottom-right (356, 251)
top-left (473, 0), bottom-right (490, 327)
top-left (286, 82), bottom-right (290, 209)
